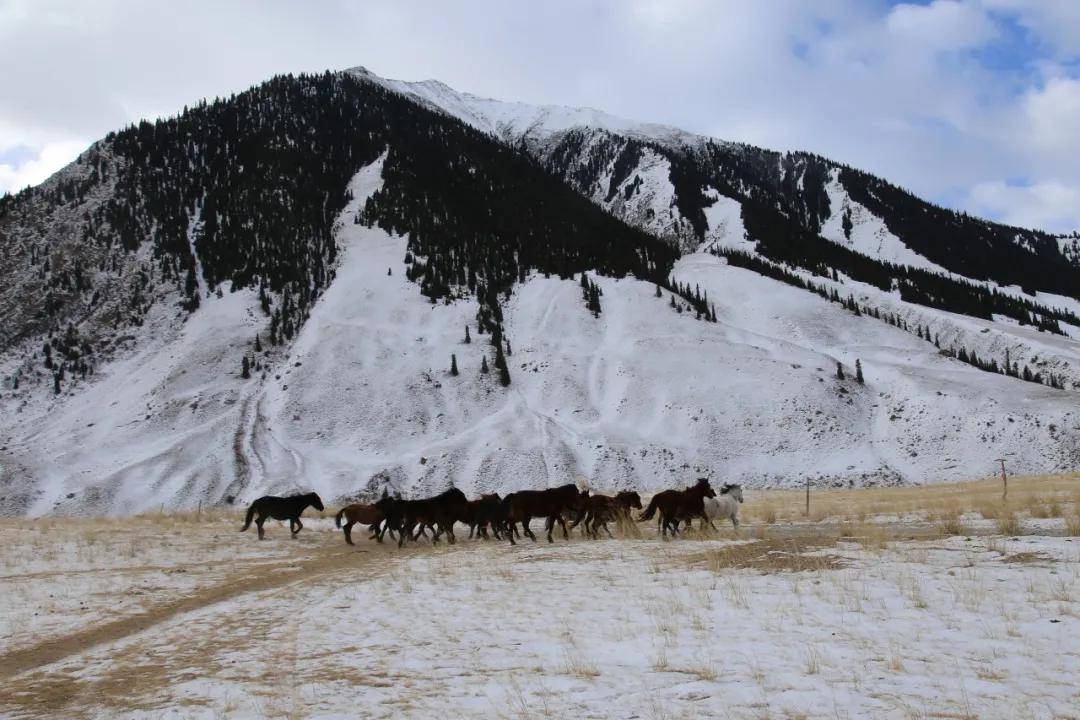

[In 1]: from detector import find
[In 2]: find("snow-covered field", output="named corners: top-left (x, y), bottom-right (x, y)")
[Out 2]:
top-left (1, 478), bottom-right (1078, 719)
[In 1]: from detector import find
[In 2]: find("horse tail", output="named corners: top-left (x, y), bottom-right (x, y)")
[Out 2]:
top-left (639, 496), bottom-right (659, 521)
top-left (335, 507), bottom-right (347, 528)
top-left (240, 502), bottom-right (256, 532)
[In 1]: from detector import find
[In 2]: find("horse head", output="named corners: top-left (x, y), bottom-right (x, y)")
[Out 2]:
top-left (696, 478), bottom-right (717, 498)
top-left (720, 484), bottom-right (744, 503)
top-left (308, 492), bottom-right (326, 511)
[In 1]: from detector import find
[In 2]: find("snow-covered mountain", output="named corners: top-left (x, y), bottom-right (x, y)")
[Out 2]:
top-left (0, 68), bottom-right (1077, 515)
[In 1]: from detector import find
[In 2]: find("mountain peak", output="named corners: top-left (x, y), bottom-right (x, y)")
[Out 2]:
top-left (345, 65), bottom-right (696, 146)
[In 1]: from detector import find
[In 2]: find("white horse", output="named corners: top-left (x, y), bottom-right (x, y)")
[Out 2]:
top-left (703, 483), bottom-right (744, 531)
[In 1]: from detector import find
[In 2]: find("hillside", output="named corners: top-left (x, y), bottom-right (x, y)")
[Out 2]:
top-left (1, 69), bottom-right (1078, 514)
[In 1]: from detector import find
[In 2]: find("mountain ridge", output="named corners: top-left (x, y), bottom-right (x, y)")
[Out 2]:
top-left (0, 67), bottom-right (1077, 514)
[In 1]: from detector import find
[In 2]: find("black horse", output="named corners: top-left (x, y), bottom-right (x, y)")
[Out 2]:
top-left (241, 492), bottom-right (325, 539)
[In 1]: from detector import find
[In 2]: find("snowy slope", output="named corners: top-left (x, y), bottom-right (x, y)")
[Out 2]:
top-left (2, 155), bottom-right (1077, 515)
top-left (351, 66), bottom-right (695, 146)
top-left (356, 69), bottom-right (1080, 381)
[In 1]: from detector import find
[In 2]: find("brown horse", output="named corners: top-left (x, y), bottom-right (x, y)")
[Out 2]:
top-left (240, 492), bottom-right (325, 540)
top-left (335, 502), bottom-right (390, 545)
top-left (502, 484), bottom-right (589, 545)
top-left (383, 487), bottom-right (470, 547)
top-left (463, 493), bottom-right (503, 539)
top-left (638, 479), bottom-right (715, 537)
top-left (570, 490), bottom-right (643, 538)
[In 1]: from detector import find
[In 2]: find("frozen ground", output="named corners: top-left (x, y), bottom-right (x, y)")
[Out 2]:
top-left (1, 489), bottom-right (1078, 719)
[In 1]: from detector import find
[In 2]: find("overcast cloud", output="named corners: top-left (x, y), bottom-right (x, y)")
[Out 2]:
top-left (1, 0), bottom-right (1078, 233)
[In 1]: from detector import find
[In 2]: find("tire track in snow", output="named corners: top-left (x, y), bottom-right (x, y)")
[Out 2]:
top-left (0, 544), bottom-right (373, 684)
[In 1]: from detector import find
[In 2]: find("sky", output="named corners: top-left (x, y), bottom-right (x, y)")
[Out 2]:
top-left (1, 0), bottom-right (1078, 233)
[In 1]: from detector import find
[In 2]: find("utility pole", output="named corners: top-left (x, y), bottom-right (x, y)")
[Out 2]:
top-left (996, 458), bottom-right (1008, 499)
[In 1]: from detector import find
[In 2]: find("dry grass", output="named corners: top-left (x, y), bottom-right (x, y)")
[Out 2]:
top-left (995, 511), bottom-right (1023, 536)
top-left (934, 507), bottom-right (969, 537)
top-left (735, 472), bottom-right (1078, 527)
top-left (687, 536), bottom-right (846, 574)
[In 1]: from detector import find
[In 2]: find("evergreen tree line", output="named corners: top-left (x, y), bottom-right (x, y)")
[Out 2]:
top-left (657, 278), bottom-right (718, 322)
top-left (542, 128), bottom-right (1080, 311)
top-left (733, 197), bottom-right (1079, 331)
top-left (5, 72), bottom-right (682, 396)
top-left (581, 272), bottom-right (603, 317)
top-left (716, 249), bottom-right (1068, 391)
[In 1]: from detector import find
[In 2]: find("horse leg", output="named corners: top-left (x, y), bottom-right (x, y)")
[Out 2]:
top-left (522, 518), bottom-right (536, 542)
top-left (556, 513), bottom-right (569, 540)
top-left (600, 519), bottom-right (614, 539)
top-left (292, 517), bottom-right (303, 537)
top-left (343, 521), bottom-right (355, 545)
top-left (256, 516), bottom-right (266, 540)
top-left (544, 516), bottom-right (555, 543)
top-left (732, 514), bottom-right (740, 533)
top-left (446, 523), bottom-right (456, 545)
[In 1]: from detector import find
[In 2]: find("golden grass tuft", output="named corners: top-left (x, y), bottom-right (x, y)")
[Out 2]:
top-left (995, 511), bottom-right (1023, 536)
top-left (934, 507), bottom-right (968, 537)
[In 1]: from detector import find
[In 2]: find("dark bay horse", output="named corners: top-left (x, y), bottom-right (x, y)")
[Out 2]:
top-left (463, 493), bottom-right (503, 539)
top-left (584, 490), bottom-right (643, 538)
top-left (638, 479), bottom-right (715, 537)
top-left (383, 488), bottom-right (470, 547)
top-left (241, 492), bottom-right (325, 539)
top-left (503, 484), bottom-right (588, 545)
top-left (335, 502), bottom-right (392, 545)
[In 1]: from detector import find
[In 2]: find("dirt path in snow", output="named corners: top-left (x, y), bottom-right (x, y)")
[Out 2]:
top-left (0, 542), bottom-right (384, 685)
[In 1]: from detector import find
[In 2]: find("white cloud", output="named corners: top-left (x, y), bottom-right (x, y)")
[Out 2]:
top-left (0, 1), bottom-right (1077, 232)
top-left (887, 0), bottom-right (998, 51)
top-left (967, 180), bottom-right (1080, 233)
top-left (0, 140), bottom-right (89, 194)
top-left (980, 0), bottom-right (1080, 60)
top-left (1023, 76), bottom-right (1080, 158)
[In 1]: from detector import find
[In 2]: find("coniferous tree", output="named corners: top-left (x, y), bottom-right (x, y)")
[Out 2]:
top-left (505, 339), bottom-right (512, 356)
top-left (836, 361), bottom-right (844, 380)
top-left (450, 354), bottom-right (459, 376)
top-left (241, 355), bottom-right (250, 379)
top-left (655, 284), bottom-right (662, 298)
top-left (254, 334), bottom-right (262, 353)
top-left (387, 267), bottom-right (392, 276)
top-left (496, 345), bottom-right (511, 386)
top-left (464, 325), bottom-right (471, 344)
top-left (855, 359), bottom-right (864, 384)
top-left (53, 373), bottom-right (61, 394)
top-left (480, 355), bottom-right (489, 374)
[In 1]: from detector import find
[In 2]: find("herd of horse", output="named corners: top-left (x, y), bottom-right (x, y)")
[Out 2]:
top-left (240, 477), bottom-right (745, 546)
